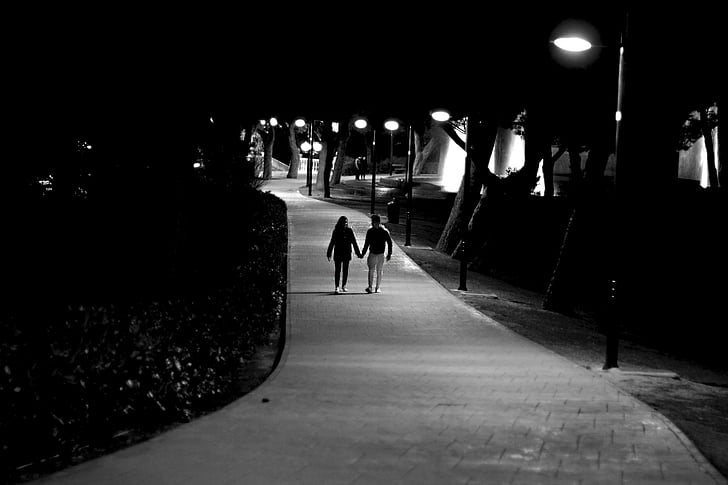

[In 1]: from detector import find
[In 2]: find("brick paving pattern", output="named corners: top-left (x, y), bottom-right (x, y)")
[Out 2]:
top-left (35, 177), bottom-right (726, 485)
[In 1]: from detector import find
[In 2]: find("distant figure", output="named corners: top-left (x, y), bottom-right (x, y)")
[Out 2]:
top-left (354, 157), bottom-right (361, 180)
top-left (359, 156), bottom-right (367, 180)
top-left (360, 214), bottom-right (393, 293)
top-left (327, 216), bottom-right (361, 294)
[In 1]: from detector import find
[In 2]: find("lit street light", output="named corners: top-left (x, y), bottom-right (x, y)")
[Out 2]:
top-left (354, 117), bottom-right (377, 215)
top-left (553, 14), bottom-right (627, 370)
top-left (431, 109), bottom-right (470, 290)
top-left (295, 118), bottom-right (317, 196)
top-left (384, 119), bottom-right (399, 176)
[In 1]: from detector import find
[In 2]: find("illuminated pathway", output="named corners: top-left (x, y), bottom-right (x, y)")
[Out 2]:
top-left (36, 176), bottom-right (725, 484)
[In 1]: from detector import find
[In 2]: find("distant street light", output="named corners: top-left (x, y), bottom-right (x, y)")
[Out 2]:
top-left (295, 118), bottom-right (317, 196)
top-left (384, 119), bottom-right (400, 176)
top-left (354, 117), bottom-right (377, 215)
top-left (431, 110), bottom-right (451, 122)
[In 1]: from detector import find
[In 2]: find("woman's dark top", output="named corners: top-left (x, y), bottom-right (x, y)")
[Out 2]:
top-left (327, 227), bottom-right (361, 262)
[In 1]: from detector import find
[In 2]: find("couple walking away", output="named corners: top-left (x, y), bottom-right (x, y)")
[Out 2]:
top-left (326, 214), bottom-right (393, 294)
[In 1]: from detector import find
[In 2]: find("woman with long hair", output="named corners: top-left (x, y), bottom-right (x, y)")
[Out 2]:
top-left (326, 216), bottom-right (362, 294)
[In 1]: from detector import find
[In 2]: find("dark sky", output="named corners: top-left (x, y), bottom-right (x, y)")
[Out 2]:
top-left (9, 5), bottom-right (722, 133)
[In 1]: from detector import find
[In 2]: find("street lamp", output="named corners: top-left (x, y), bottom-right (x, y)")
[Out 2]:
top-left (384, 119), bottom-right (400, 176)
top-left (553, 15), bottom-right (626, 370)
top-left (431, 109), bottom-right (470, 290)
top-left (354, 116), bottom-right (377, 215)
top-left (295, 117), bottom-right (317, 196)
top-left (405, 123), bottom-right (415, 246)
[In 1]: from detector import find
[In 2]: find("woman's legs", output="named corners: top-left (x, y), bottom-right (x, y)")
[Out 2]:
top-left (334, 260), bottom-right (342, 288)
top-left (341, 260), bottom-right (350, 288)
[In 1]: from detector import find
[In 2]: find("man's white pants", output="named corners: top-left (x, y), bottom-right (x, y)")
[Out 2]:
top-left (367, 253), bottom-right (385, 289)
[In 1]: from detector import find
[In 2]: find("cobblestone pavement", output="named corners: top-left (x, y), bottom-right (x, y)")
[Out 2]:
top-left (34, 177), bottom-right (726, 485)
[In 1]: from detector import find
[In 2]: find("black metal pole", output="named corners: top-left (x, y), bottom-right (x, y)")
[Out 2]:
top-left (405, 125), bottom-right (414, 246)
top-left (603, 14), bottom-right (627, 370)
top-left (603, 278), bottom-right (619, 369)
top-left (370, 130), bottom-right (377, 215)
top-left (458, 117), bottom-right (470, 291)
top-left (389, 131), bottom-right (394, 176)
top-left (307, 122), bottom-right (314, 196)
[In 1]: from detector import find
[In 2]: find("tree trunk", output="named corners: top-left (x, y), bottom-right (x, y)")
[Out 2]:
top-left (315, 144), bottom-right (328, 190)
top-left (261, 126), bottom-right (275, 180)
top-left (543, 145), bottom-right (566, 198)
top-left (719, 99), bottom-right (726, 189)
top-left (412, 127), bottom-right (425, 175)
top-left (316, 121), bottom-right (339, 196)
top-left (286, 122), bottom-right (301, 179)
top-left (514, 110), bottom-right (550, 196)
top-left (436, 118), bottom-right (498, 255)
top-left (543, 145), bottom-right (610, 313)
top-left (701, 107), bottom-right (719, 189)
top-left (331, 125), bottom-right (350, 185)
top-left (415, 124), bottom-right (451, 174)
top-left (568, 144), bottom-right (583, 184)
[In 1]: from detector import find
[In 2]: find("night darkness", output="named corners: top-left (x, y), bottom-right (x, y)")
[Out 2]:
top-left (3, 4), bottom-right (726, 483)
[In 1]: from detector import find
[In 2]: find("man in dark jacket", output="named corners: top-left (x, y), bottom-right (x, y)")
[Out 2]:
top-left (360, 214), bottom-right (392, 293)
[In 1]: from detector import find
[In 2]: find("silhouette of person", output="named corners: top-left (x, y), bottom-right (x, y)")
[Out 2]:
top-left (326, 216), bottom-right (361, 294)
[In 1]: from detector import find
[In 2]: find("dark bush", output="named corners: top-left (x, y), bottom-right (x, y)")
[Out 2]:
top-left (0, 184), bottom-right (287, 483)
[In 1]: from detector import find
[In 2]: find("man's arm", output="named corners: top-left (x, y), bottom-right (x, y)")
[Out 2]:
top-left (361, 229), bottom-right (370, 257)
top-left (350, 228), bottom-right (362, 258)
top-left (385, 229), bottom-right (393, 260)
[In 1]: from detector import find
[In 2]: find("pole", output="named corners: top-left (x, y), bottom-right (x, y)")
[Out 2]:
top-left (603, 14), bottom-right (627, 370)
top-left (458, 117), bottom-right (470, 291)
top-left (405, 125), bottom-right (414, 246)
top-left (370, 129), bottom-right (377, 215)
top-left (389, 131), bottom-right (394, 176)
top-left (307, 122), bottom-right (314, 196)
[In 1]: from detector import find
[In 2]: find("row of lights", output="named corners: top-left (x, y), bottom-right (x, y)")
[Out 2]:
top-left (251, 26), bottom-right (619, 367)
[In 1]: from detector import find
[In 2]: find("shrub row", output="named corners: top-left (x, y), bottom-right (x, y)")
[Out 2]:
top-left (1, 186), bottom-right (287, 483)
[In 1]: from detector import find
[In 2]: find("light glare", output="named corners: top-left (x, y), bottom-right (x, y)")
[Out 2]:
top-left (553, 36), bottom-right (592, 52)
top-left (431, 110), bottom-right (451, 122)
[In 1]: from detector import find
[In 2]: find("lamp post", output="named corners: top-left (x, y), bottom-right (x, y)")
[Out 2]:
top-left (405, 124), bottom-right (414, 246)
top-left (354, 117), bottom-right (377, 215)
top-left (300, 139), bottom-right (321, 195)
top-left (459, 116), bottom-right (470, 292)
top-left (431, 109), bottom-right (470, 290)
top-left (553, 14), bottom-right (626, 370)
top-left (307, 121), bottom-right (315, 196)
top-left (385, 120), bottom-right (399, 176)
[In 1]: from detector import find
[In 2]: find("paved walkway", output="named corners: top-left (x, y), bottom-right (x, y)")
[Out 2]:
top-left (36, 177), bottom-right (725, 484)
